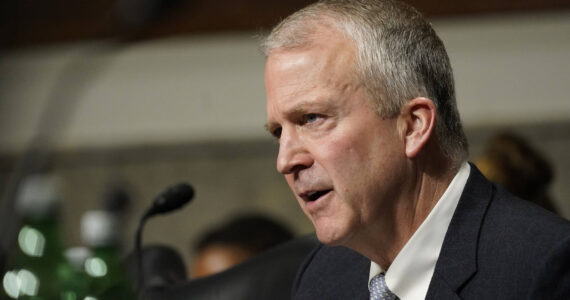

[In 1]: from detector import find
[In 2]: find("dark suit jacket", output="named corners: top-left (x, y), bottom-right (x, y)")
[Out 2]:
top-left (292, 164), bottom-right (570, 299)
top-left (139, 235), bottom-right (319, 300)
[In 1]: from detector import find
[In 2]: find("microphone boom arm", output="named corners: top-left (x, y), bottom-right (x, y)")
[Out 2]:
top-left (135, 182), bottom-right (194, 295)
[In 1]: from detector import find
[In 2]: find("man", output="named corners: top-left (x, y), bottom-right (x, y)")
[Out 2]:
top-left (262, 0), bottom-right (570, 299)
top-left (191, 214), bottom-right (293, 278)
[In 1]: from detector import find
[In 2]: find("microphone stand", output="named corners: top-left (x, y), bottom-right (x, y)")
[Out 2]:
top-left (134, 182), bottom-right (194, 296)
top-left (135, 209), bottom-right (153, 294)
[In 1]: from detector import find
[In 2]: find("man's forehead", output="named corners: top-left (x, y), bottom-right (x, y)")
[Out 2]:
top-left (265, 38), bottom-right (356, 87)
top-left (266, 50), bottom-right (315, 77)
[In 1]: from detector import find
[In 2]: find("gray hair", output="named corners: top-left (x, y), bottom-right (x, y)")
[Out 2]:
top-left (261, 0), bottom-right (468, 163)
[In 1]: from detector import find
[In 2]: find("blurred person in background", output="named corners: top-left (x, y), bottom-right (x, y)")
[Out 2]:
top-left (475, 132), bottom-right (558, 214)
top-left (190, 214), bottom-right (293, 278)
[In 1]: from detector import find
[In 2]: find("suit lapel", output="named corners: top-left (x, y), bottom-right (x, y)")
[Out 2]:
top-left (425, 272), bottom-right (462, 300)
top-left (426, 164), bottom-right (494, 299)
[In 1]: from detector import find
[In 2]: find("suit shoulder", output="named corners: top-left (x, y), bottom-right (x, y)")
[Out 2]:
top-left (488, 184), bottom-right (570, 239)
top-left (476, 183), bottom-right (570, 276)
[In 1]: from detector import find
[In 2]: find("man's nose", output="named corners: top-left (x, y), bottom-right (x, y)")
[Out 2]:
top-left (276, 129), bottom-right (312, 175)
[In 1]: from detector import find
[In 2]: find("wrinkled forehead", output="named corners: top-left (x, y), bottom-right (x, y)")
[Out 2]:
top-left (264, 31), bottom-right (358, 102)
top-left (265, 25), bottom-right (358, 79)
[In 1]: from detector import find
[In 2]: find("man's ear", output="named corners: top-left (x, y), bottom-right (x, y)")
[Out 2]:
top-left (398, 97), bottom-right (436, 158)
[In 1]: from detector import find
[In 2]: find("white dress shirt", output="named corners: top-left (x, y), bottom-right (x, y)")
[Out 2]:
top-left (368, 162), bottom-right (470, 300)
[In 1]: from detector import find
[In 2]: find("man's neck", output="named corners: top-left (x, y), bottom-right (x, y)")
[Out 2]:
top-left (348, 156), bottom-right (459, 270)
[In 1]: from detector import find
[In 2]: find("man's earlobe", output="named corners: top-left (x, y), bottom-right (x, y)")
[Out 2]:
top-left (403, 97), bottom-right (436, 158)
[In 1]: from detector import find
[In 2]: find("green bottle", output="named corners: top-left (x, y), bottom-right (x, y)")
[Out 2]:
top-left (81, 211), bottom-right (135, 299)
top-left (1, 174), bottom-right (73, 300)
top-left (60, 247), bottom-right (92, 300)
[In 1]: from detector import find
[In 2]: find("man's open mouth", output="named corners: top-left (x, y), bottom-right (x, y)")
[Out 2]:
top-left (302, 190), bottom-right (332, 202)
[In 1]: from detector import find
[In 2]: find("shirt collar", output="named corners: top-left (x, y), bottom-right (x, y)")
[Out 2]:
top-left (368, 162), bottom-right (470, 300)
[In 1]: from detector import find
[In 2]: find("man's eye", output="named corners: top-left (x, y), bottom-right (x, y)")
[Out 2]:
top-left (303, 114), bottom-right (321, 124)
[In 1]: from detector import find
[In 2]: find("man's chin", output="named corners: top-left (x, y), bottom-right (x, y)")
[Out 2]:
top-left (314, 227), bottom-right (350, 246)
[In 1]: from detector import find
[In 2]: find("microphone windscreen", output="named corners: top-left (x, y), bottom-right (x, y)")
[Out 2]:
top-left (149, 182), bottom-right (194, 216)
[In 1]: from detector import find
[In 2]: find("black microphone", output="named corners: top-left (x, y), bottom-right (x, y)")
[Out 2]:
top-left (135, 182), bottom-right (194, 294)
top-left (143, 182), bottom-right (194, 219)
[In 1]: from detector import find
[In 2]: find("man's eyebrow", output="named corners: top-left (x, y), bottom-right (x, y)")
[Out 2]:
top-left (264, 97), bottom-right (336, 134)
top-left (263, 104), bottom-right (306, 134)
